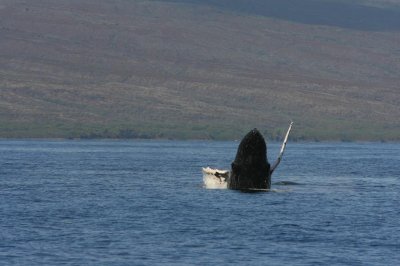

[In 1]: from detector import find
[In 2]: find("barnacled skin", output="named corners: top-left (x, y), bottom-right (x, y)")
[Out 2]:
top-left (228, 128), bottom-right (271, 190)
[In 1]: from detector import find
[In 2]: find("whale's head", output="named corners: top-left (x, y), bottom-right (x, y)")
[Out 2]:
top-left (228, 128), bottom-right (271, 190)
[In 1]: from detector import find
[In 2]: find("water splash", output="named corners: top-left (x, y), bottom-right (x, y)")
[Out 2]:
top-left (202, 167), bottom-right (228, 189)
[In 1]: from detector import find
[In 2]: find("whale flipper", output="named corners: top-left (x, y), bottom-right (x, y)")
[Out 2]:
top-left (270, 122), bottom-right (293, 175)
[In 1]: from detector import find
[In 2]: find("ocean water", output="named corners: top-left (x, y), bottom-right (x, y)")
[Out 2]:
top-left (1, 140), bottom-right (399, 265)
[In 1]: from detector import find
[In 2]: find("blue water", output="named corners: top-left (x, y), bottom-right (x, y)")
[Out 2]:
top-left (1, 140), bottom-right (399, 265)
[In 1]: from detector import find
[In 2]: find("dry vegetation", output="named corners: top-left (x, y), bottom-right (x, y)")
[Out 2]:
top-left (0, 0), bottom-right (399, 140)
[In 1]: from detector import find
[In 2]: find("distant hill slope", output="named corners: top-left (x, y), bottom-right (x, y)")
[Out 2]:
top-left (1, 0), bottom-right (399, 140)
top-left (164, 0), bottom-right (400, 30)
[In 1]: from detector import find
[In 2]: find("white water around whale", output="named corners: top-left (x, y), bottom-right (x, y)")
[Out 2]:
top-left (203, 173), bottom-right (228, 189)
top-left (202, 167), bottom-right (228, 189)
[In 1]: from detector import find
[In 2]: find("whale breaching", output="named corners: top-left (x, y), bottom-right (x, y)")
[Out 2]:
top-left (203, 122), bottom-right (293, 190)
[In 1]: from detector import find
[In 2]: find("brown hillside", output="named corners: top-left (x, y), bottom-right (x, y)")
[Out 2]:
top-left (0, 0), bottom-right (399, 140)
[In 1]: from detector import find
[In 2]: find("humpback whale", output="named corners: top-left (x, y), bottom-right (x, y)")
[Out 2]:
top-left (203, 122), bottom-right (293, 190)
top-left (228, 128), bottom-right (271, 189)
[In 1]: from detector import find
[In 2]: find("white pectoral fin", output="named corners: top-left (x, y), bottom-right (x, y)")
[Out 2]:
top-left (270, 121), bottom-right (293, 174)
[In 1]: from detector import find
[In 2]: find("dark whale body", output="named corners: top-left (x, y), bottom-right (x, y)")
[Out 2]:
top-left (228, 129), bottom-right (271, 190)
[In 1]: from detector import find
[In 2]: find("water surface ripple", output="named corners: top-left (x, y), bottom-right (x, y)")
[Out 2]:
top-left (1, 140), bottom-right (399, 265)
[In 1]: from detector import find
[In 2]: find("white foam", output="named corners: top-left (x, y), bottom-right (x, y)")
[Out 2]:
top-left (202, 167), bottom-right (228, 189)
